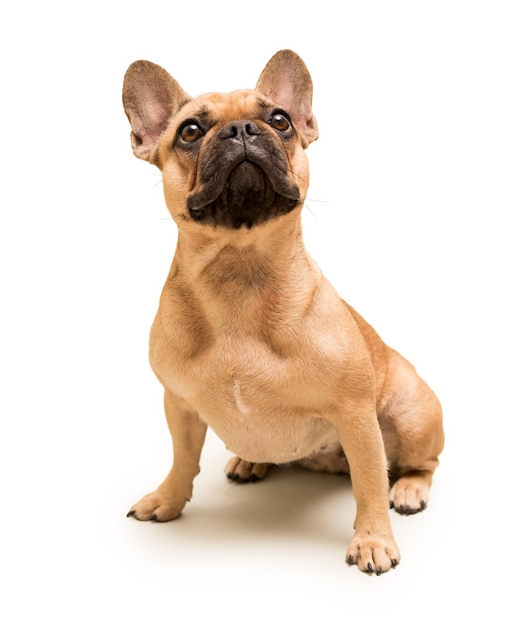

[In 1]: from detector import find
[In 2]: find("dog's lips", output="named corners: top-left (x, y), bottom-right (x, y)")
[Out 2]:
top-left (187, 156), bottom-right (299, 213)
top-left (186, 156), bottom-right (300, 229)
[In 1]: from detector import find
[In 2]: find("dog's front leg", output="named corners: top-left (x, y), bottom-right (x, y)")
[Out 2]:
top-left (337, 403), bottom-right (401, 574)
top-left (127, 390), bottom-right (207, 522)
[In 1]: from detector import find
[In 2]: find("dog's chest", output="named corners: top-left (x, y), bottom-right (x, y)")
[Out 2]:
top-left (152, 332), bottom-right (342, 463)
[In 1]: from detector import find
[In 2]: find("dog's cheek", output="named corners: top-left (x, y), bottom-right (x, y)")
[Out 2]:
top-left (290, 146), bottom-right (310, 198)
top-left (162, 164), bottom-right (191, 221)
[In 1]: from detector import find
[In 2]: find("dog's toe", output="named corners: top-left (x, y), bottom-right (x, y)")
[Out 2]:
top-left (389, 474), bottom-right (430, 515)
top-left (225, 457), bottom-right (270, 483)
top-left (126, 491), bottom-right (185, 522)
top-left (346, 533), bottom-right (400, 575)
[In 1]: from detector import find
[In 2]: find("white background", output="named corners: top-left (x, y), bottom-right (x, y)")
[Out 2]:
top-left (1, 1), bottom-right (516, 622)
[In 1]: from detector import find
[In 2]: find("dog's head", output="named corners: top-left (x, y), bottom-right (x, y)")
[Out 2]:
top-left (122, 50), bottom-right (318, 230)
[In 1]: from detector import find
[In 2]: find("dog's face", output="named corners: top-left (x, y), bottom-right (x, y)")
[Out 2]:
top-left (123, 50), bottom-right (319, 230)
top-left (161, 90), bottom-right (306, 230)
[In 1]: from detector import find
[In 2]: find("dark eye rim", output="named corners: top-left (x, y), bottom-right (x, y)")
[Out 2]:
top-left (269, 109), bottom-right (292, 132)
top-left (177, 119), bottom-right (205, 143)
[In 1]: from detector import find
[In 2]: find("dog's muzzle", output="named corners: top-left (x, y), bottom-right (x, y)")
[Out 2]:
top-left (187, 120), bottom-right (300, 229)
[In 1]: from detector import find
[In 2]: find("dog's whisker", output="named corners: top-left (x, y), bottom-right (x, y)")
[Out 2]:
top-left (305, 196), bottom-right (328, 203)
top-left (303, 202), bottom-right (318, 222)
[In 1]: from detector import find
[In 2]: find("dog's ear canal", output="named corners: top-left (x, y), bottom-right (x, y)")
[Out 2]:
top-left (256, 50), bottom-right (319, 148)
top-left (122, 60), bottom-right (191, 165)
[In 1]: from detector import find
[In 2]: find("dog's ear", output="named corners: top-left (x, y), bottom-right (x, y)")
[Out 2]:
top-left (122, 60), bottom-right (191, 163)
top-left (256, 50), bottom-right (318, 148)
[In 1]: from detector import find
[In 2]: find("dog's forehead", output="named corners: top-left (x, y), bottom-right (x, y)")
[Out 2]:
top-left (179, 89), bottom-right (272, 123)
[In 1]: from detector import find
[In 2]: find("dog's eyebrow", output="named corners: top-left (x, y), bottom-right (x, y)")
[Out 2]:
top-left (174, 103), bottom-right (213, 128)
top-left (190, 104), bottom-right (212, 124)
top-left (256, 97), bottom-right (287, 118)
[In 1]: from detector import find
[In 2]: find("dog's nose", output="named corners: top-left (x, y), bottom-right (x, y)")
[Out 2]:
top-left (220, 120), bottom-right (261, 140)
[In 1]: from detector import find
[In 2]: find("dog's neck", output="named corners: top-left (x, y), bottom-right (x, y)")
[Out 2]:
top-left (169, 213), bottom-right (320, 330)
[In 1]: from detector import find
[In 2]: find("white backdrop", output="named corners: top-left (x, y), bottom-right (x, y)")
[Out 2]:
top-left (1, 1), bottom-right (516, 622)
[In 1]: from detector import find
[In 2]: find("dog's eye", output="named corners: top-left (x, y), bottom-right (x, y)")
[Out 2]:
top-left (270, 112), bottom-right (291, 132)
top-left (180, 122), bottom-right (204, 143)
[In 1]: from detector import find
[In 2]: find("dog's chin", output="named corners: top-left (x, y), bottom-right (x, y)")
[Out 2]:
top-left (187, 161), bottom-right (299, 229)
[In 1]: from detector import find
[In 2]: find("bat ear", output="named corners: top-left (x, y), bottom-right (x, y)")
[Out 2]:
top-left (122, 60), bottom-right (191, 163)
top-left (256, 50), bottom-right (318, 147)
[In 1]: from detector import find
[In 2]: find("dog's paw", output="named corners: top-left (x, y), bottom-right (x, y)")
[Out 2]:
top-left (389, 474), bottom-right (430, 515)
top-left (346, 533), bottom-right (400, 575)
top-left (225, 457), bottom-right (270, 483)
top-left (127, 491), bottom-right (186, 522)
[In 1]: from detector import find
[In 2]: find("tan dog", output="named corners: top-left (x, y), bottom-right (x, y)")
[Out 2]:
top-left (122, 50), bottom-right (444, 575)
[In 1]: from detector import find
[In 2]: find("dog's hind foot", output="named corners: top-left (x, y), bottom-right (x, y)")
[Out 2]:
top-left (389, 470), bottom-right (433, 515)
top-left (225, 457), bottom-right (270, 483)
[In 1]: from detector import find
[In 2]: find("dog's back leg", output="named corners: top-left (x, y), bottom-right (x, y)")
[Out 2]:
top-left (380, 352), bottom-right (444, 515)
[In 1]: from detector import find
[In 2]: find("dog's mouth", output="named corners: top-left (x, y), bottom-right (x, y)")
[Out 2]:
top-left (187, 159), bottom-right (299, 229)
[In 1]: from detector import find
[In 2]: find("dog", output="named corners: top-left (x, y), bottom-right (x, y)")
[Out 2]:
top-left (122, 49), bottom-right (444, 575)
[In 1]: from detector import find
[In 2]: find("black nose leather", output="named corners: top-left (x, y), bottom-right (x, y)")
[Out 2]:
top-left (220, 120), bottom-right (261, 140)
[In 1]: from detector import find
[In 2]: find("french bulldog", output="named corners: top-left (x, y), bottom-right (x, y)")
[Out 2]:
top-left (122, 49), bottom-right (444, 575)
